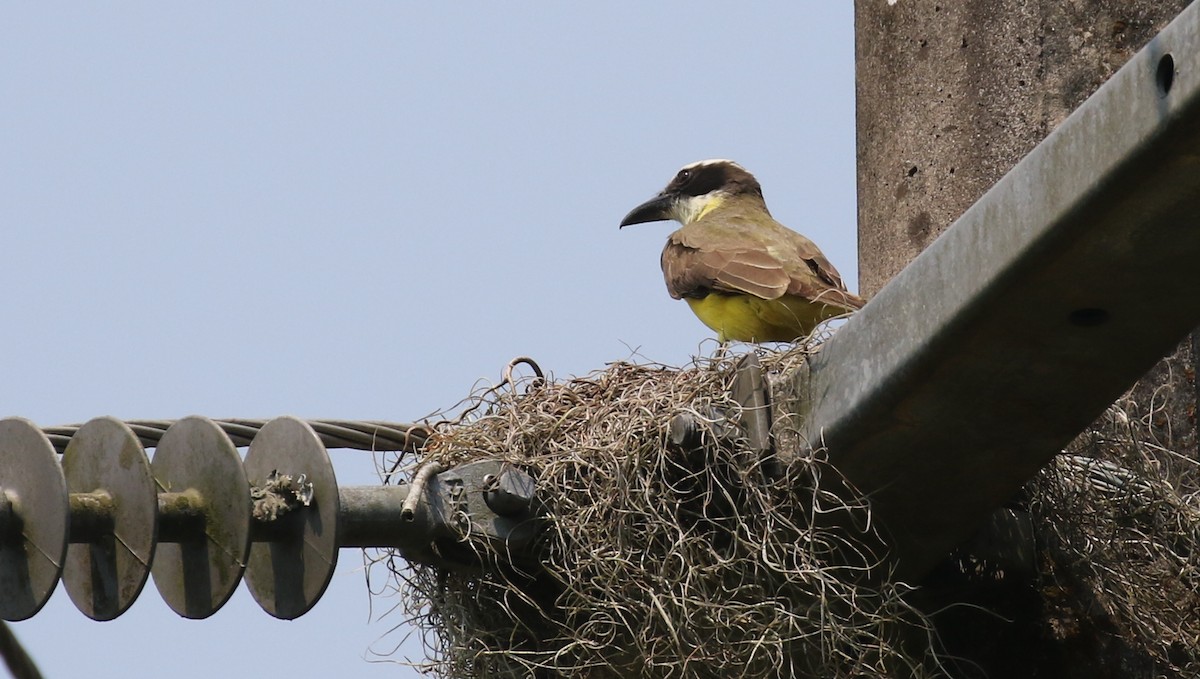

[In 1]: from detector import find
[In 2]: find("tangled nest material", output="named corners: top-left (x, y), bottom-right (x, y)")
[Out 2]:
top-left (1028, 387), bottom-right (1200, 674)
top-left (366, 345), bottom-right (1200, 678)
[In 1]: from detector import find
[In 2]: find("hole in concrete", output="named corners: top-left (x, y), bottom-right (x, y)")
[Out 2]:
top-left (1157, 53), bottom-right (1175, 96)
top-left (1069, 308), bottom-right (1110, 327)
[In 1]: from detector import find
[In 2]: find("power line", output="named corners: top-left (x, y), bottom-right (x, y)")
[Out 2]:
top-left (40, 418), bottom-right (428, 454)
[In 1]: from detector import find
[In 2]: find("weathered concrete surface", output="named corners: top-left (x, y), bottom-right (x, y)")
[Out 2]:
top-left (856, 0), bottom-right (1190, 296)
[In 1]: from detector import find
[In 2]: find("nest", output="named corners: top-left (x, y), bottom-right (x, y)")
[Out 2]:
top-left (1028, 392), bottom-right (1200, 674)
top-left (367, 345), bottom-right (1200, 678)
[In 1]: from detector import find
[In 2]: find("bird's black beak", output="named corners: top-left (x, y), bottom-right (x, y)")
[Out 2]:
top-left (619, 193), bottom-right (674, 228)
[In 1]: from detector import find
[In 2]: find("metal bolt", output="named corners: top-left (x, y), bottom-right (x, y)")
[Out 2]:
top-left (483, 467), bottom-right (536, 517)
top-left (668, 413), bottom-right (704, 451)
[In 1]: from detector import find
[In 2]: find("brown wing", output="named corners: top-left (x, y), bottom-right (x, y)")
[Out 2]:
top-left (661, 232), bottom-right (791, 300)
top-left (780, 233), bottom-right (865, 311)
top-left (661, 205), bottom-right (865, 311)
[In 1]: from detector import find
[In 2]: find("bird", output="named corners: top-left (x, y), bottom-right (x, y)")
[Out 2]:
top-left (619, 159), bottom-right (865, 343)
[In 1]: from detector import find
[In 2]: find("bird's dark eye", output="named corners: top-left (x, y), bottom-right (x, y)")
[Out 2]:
top-left (676, 169), bottom-right (692, 182)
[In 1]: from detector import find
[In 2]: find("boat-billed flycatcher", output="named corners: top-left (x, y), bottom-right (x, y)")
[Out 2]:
top-left (620, 159), bottom-right (865, 343)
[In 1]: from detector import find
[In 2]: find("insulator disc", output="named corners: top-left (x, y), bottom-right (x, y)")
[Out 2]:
top-left (243, 416), bottom-right (339, 619)
top-left (0, 418), bottom-right (68, 621)
top-left (151, 416), bottom-right (251, 619)
top-left (62, 417), bottom-right (158, 621)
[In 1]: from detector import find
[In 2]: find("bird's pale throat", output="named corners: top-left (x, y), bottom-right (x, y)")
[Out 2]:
top-left (673, 193), bottom-right (727, 225)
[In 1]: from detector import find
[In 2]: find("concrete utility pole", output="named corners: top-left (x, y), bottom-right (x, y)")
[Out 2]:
top-left (856, 0), bottom-right (1191, 296)
top-left (854, 1), bottom-right (1194, 675)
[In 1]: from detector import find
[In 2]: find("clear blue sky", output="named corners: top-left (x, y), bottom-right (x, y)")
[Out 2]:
top-left (1, 3), bottom-right (856, 676)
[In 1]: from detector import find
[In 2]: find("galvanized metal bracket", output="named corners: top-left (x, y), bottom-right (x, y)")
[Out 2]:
top-left (413, 460), bottom-right (540, 570)
top-left (730, 354), bottom-right (772, 458)
top-left (667, 353), bottom-right (775, 477)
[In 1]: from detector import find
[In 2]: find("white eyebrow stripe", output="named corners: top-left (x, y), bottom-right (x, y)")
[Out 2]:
top-left (680, 159), bottom-right (747, 172)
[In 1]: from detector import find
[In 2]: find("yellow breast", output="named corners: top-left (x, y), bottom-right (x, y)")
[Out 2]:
top-left (685, 293), bottom-right (842, 343)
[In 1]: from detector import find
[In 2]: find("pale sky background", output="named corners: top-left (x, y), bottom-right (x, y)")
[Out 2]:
top-left (1, 3), bottom-right (857, 677)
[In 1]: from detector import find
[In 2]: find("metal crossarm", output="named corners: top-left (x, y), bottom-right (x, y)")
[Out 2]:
top-left (793, 3), bottom-right (1200, 580)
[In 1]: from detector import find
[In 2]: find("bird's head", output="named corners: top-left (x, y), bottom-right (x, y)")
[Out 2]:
top-left (619, 159), bottom-right (764, 228)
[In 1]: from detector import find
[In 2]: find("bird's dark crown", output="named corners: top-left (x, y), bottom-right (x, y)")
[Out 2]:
top-left (663, 159), bottom-right (763, 199)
